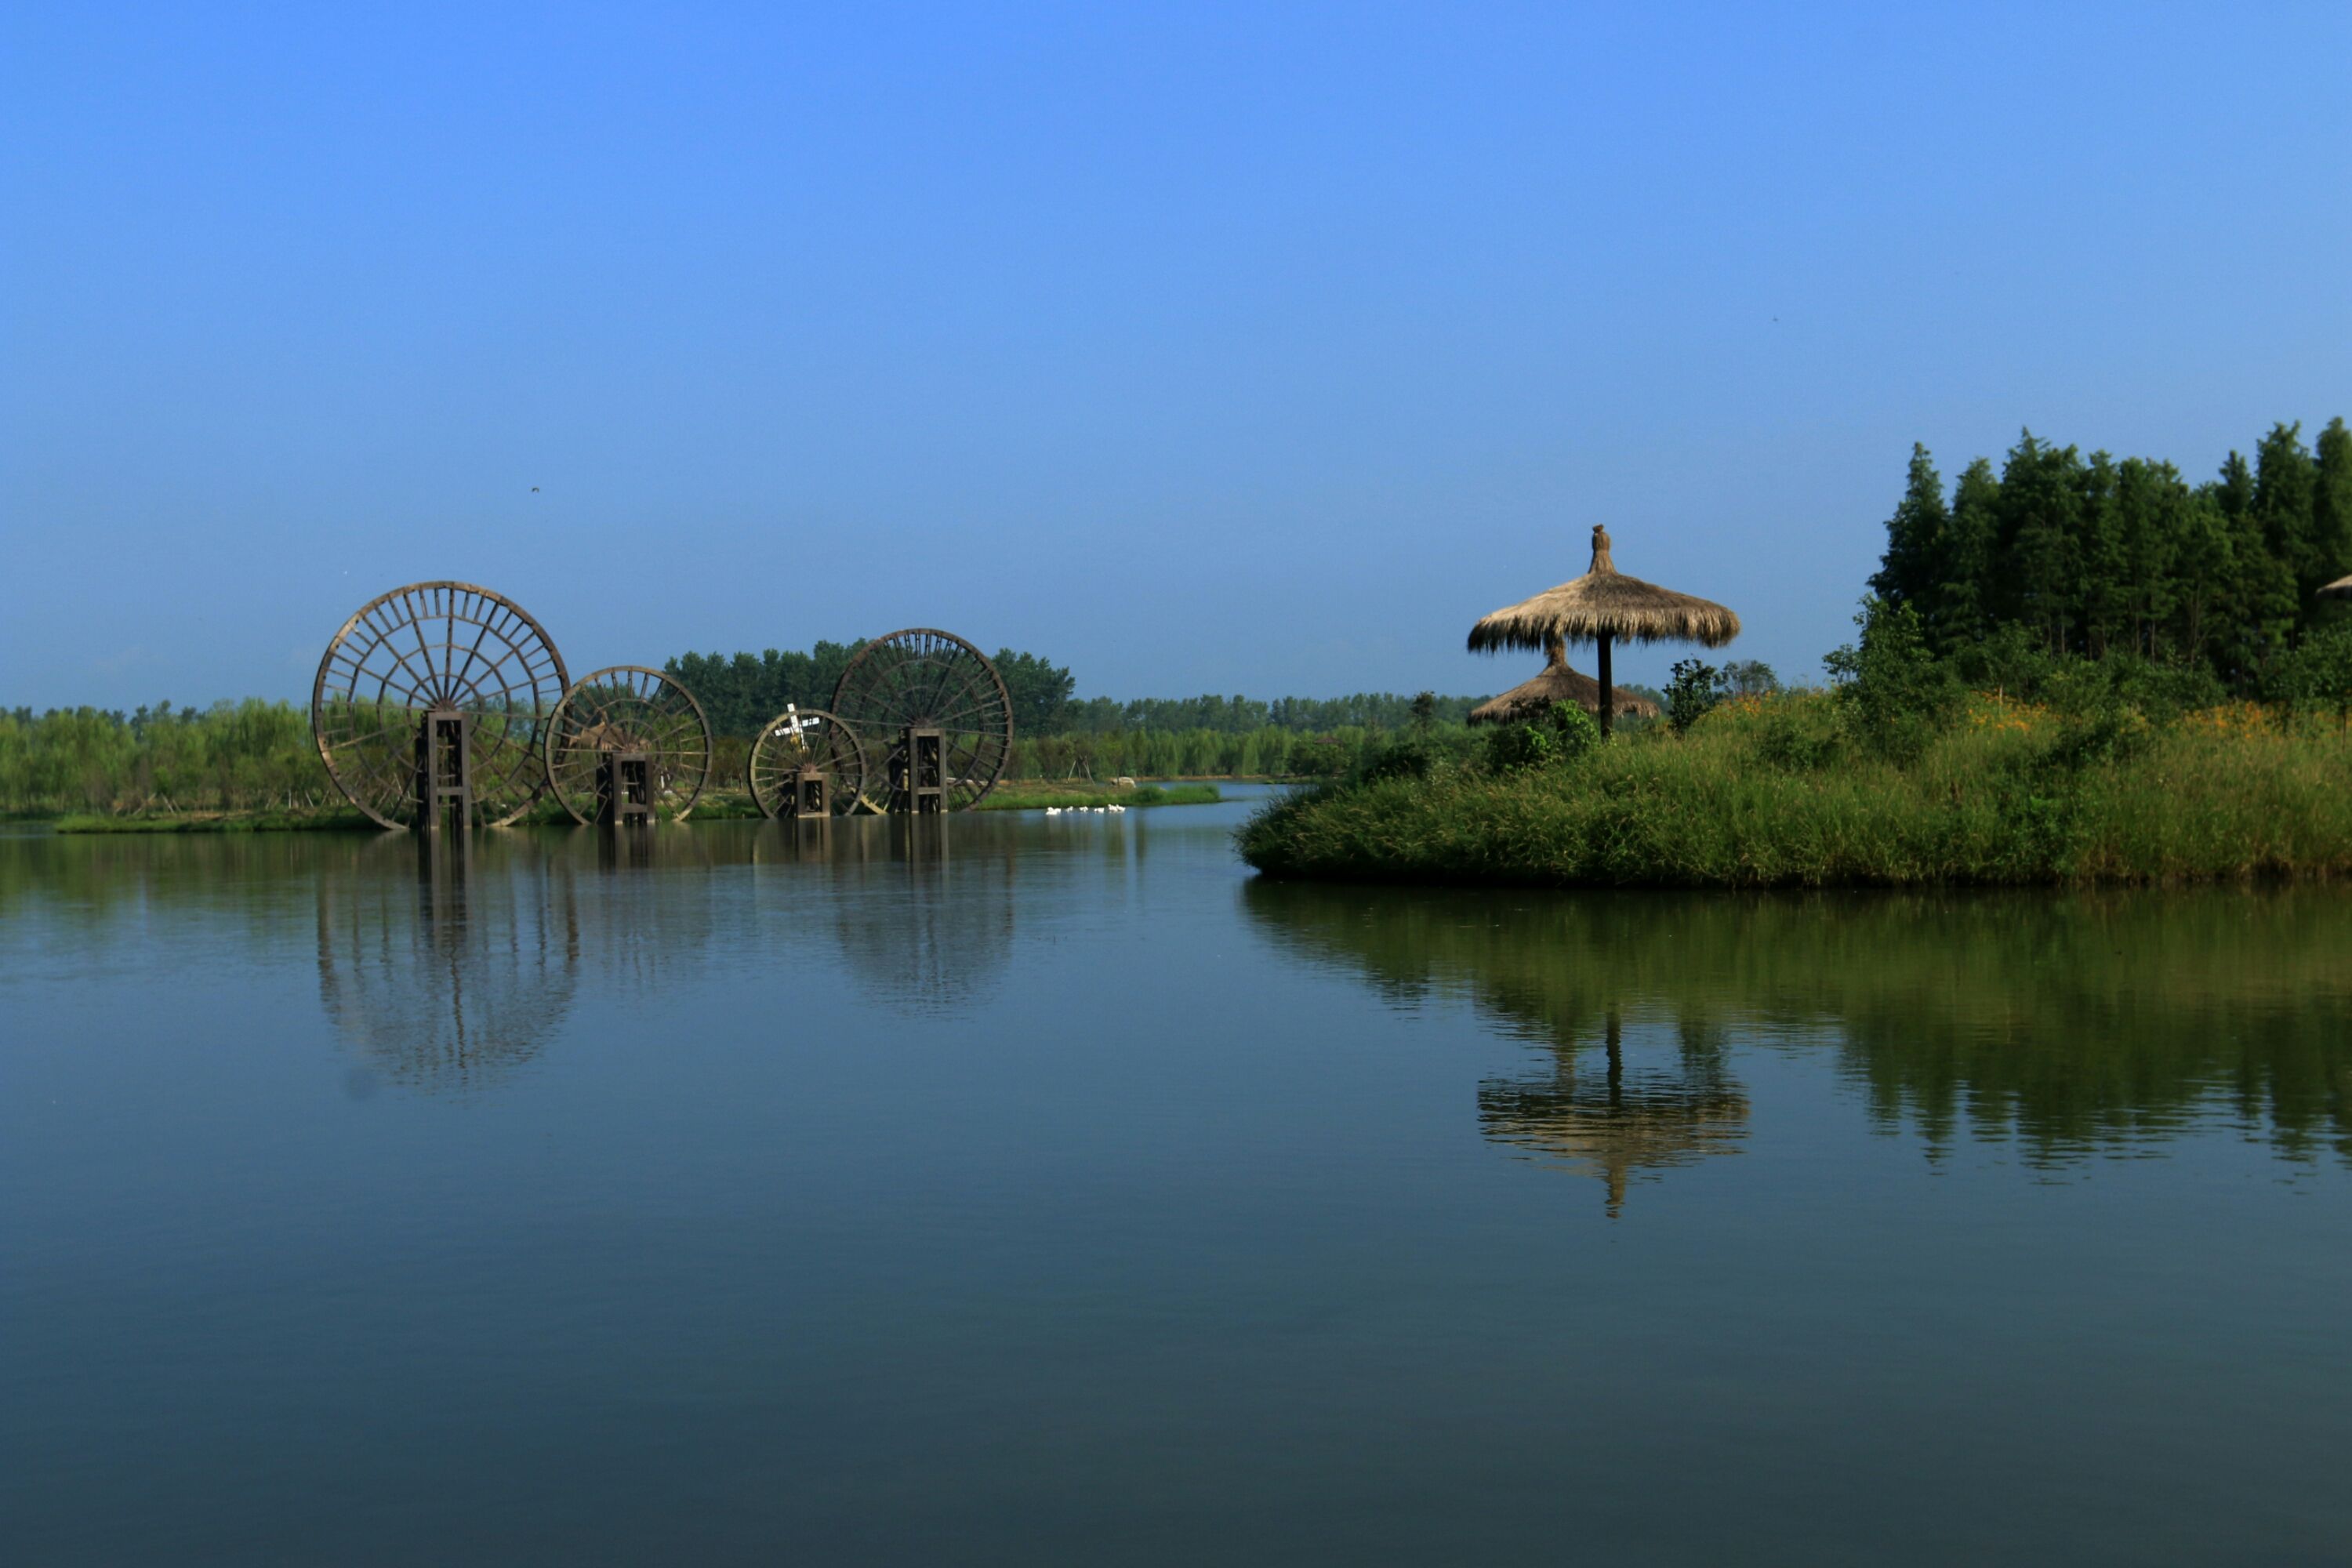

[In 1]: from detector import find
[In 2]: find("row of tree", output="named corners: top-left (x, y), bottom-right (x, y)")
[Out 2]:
top-left (662, 643), bottom-right (1082, 738)
top-left (0, 701), bottom-right (328, 815)
top-left (0, 699), bottom-right (1440, 814)
top-left (1056, 691), bottom-right (1486, 733)
top-left (661, 643), bottom-right (1486, 738)
top-left (1006, 726), bottom-right (1399, 782)
top-left (1870, 417), bottom-right (2350, 684)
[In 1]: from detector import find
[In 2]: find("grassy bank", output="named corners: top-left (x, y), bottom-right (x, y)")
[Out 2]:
top-left (978, 782), bottom-right (1221, 811)
top-left (49, 780), bottom-right (1220, 829)
top-left (1239, 693), bottom-right (2352, 888)
top-left (55, 808), bottom-right (382, 834)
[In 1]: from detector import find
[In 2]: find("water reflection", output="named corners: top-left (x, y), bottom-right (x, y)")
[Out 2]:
top-left (303, 819), bottom-right (1014, 1091)
top-left (1243, 880), bottom-right (2352, 1179)
top-left (1478, 1013), bottom-right (1747, 1215)
top-left (315, 833), bottom-right (579, 1094)
top-left (821, 817), bottom-right (1018, 1014)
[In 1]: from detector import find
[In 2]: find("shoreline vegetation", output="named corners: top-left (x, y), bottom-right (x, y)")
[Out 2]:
top-left (41, 779), bottom-right (1227, 832)
top-left (1246, 416), bottom-right (2352, 890)
top-left (1239, 691), bottom-right (2352, 888)
top-left (1, 695), bottom-right (1421, 829)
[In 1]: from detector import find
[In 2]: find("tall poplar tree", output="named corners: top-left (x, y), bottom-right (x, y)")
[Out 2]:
top-left (2212, 452), bottom-right (2296, 682)
top-left (2112, 459), bottom-right (2183, 658)
top-left (1868, 445), bottom-right (1950, 631)
top-left (2253, 422), bottom-right (2321, 615)
top-left (2169, 490), bottom-right (2236, 665)
top-left (1937, 457), bottom-right (2001, 653)
top-left (1993, 432), bottom-right (2086, 652)
top-left (2077, 452), bottom-right (2128, 655)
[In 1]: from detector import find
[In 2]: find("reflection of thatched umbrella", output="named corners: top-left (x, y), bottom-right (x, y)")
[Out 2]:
top-left (1478, 1015), bottom-right (1747, 1217)
top-left (1467, 636), bottom-right (1661, 726)
top-left (1468, 524), bottom-right (1740, 735)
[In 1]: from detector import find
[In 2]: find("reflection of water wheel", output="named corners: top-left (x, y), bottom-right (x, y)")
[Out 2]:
top-left (314, 835), bottom-right (579, 1094)
top-left (311, 582), bottom-right (569, 828)
top-left (826, 826), bottom-right (1015, 1011)
top-left (829, 629), bottom-right (1013, 811)
top-left (543, 666), bottom-right (713, 823)
top-left (747, 707), bottom-right (868, 818)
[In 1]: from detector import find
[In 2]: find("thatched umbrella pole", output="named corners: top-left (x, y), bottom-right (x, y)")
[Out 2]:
top-left (1468, 525), bottom-right (1740, 739)
top-left (1595, 630), bottom-right (1615, 735)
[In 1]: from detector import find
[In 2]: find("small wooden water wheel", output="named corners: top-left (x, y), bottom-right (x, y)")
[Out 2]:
top-left (543, 666), bottom-right (713, 824)
top-left (311, 581), bottom-right (570, 829)
top-left (747, 707), bottom-right (869, 818)
top-left (829, 629), bottom-right (1014, 811)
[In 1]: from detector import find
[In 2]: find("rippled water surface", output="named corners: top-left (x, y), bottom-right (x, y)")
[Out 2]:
top-left (6, 793), bottom-right (2352, 1563)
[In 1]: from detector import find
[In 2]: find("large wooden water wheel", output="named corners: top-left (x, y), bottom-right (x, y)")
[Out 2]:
top-left (829, 629), bottom-right (1014, 811)
top-left (543, 666), bottom-right (713, 824)
top-left (311, 581), bottom-right (569, 829)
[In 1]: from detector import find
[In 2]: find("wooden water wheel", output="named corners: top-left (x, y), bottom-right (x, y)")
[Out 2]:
top-left (829, 629), bottom-right (1013, 811)
top-left (543, 666), bottom-right (713, 824)
top-left (311, 581), bottom-right (569, 829)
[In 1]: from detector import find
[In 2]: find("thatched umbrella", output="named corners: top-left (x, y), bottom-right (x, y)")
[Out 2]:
top-left (1467, 635), bottom-right (1661, 726)
top-left (2322, 575), bottom-right (2352, 601)
top-left (1468, 524), bottom-right (1740, 735)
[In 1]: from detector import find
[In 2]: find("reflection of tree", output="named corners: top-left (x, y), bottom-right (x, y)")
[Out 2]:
top-left (823, 817), bottom-right (1015, 1014)
top-left (1242, 880), bottom-right (2352, 1171)
top-left (315, 833), bottom-right (579, 1094)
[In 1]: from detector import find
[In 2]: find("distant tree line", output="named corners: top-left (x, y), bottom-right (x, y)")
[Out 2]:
top-left (662, 643), bottom-right (1080, 739)
top-left (663, 643), bottom-right (1486, 739)
top-left (1870, 418), bottom-right (2350, 688)
top-left (0, 701), bottom-right (325, 815)
top-left (1057, 691), bottom-right (1485, 734)
top-left (1007, 726), bottom-right (1402, 782)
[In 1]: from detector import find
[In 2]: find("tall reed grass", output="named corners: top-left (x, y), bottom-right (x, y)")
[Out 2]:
top-left (1239, 691), bottom-right (2352, 887)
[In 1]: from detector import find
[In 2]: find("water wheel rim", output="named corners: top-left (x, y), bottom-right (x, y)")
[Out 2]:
top-left (828, 628), bottom-right (1013, 811)
top-left (310, 581), bottom-right (569, 829)
top-left (543, 665), bottom-right (714, 825)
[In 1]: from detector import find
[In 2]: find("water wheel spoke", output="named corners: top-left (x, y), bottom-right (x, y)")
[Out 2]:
top-left (313, 582), bottom-right (568, 829)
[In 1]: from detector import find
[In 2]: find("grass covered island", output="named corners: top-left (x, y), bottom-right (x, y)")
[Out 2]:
top-left (1247, 419), bottom-right (2352, 889)
top-left (1240, 692), bottom-right (2352, 889)
top-left (1240, 606), bottom-right (2352, 889)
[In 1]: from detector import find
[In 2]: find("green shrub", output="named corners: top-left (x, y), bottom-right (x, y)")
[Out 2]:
top-left (2270, 625), bottom-right (2352, 720)
top-left (1483, 721), bottom-right (1559, 772)
top-left (1548, 703), bottom-right (1601, 760)
top-left (1356, 729), bottom-right (1480, 785)
top-left (1749, 694), bottom-right (1846, 771)
top-left (1826, 597), bottom-right (1960, 763)
top-left (2039, 705), bottom-right (2154, 771)
top-left (1665, 659), bottom-right (1721, 734)
top-left (1479, 704), bottom-right (1600, 775)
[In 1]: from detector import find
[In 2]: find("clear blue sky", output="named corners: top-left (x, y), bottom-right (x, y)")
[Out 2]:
top-left (5, 2), bottom-right (2347, 711)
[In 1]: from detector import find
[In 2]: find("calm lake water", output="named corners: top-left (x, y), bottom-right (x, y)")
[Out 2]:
top-left (5, 789), bottom-right (2351, 1563)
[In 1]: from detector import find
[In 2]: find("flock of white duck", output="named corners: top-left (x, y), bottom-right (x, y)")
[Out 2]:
top-left (1043, 804), bottom-right (1127, 816)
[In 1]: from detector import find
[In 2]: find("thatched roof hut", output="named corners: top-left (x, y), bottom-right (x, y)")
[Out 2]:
top-left (2322, 574), bottom-right (2352, 600)
top-left (1468, 525), bottom-right (1738, 734)
top-left (1468, 637), bottom-right (1661, 726)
